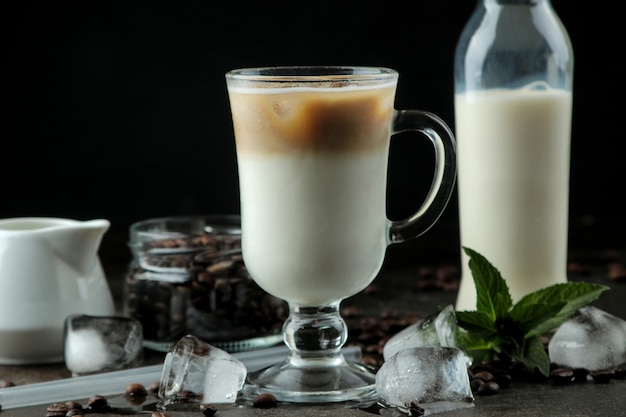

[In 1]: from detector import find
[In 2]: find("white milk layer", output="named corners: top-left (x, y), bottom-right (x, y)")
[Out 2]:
top-left (238, 151), bottom-right (389, 306)
top-left (455, 86), bottom-right (572, 310)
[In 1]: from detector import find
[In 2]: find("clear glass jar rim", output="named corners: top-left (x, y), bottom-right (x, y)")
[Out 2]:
top-left (128, 214), bottom-right (241, 248)
top-left (226, 66), bottom-right (398, 82)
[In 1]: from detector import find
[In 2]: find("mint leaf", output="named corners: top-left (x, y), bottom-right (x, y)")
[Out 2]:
top-left (455, 310), bottom-right (497, 338)
top-left (514, 282), bottom-right (609, 337)
top-left (456, 247), bottom-right (610, 377)
top-left (513, 336), bottom-right (551, 377)
top-left (463, 247), bottom-right (512, 318)
top-left (508, 301), bottom-right (567, 335)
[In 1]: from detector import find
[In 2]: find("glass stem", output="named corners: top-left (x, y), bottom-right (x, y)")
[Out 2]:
top-left (282, 303), bottom-right (348, 364)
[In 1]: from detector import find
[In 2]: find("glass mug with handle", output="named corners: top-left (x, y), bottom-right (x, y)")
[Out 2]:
top-left (226, 66), bottom-right (456, 403)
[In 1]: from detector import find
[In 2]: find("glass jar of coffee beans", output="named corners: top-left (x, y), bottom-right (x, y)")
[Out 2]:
top-left (124, 215), bottom-right (288, 352)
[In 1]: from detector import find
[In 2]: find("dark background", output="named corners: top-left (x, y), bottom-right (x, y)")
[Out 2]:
top-left (5, 1), bottom-right (625, 257)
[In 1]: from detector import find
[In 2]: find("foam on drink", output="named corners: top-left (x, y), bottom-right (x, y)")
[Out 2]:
top-left (229, 82), bottom-right (396, 306)
top-left (229, 84), bottom-right (395, 155)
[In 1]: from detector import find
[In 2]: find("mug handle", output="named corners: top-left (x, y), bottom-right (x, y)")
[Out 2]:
top-left (388, 110), bottom-right (457, 244)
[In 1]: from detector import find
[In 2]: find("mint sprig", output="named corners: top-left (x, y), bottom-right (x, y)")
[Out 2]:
top-left (455, 247), bottom-right (610, 376)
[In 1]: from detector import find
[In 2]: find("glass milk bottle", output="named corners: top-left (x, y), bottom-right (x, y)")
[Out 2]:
top-left (454, 0), bottom-right (574, 310)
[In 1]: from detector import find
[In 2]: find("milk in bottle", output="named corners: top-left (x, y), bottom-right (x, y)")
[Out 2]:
top-left (454, 0), bottom-right (574, 309)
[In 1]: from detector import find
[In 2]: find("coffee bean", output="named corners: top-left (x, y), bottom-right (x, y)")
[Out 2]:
top-left (589, 369), bottom-right (614, 383)
top-left (360, 355), bottom-right (378, 368)
top-left (469, 363), bottom-right (493, 376)
top-left (415, 265), bottom-right (459, 291)
top-left (177, 389), bottom-right (198, 402)
top-left (470, 378), bottom-right (485, 392)
top-left (476, 381), bottom-right (500, 396)
top-left (65, 401), bottom-right (83, 411)
top-left (151, 412), bottom-right (170, 417)
top-left (607, 261), bottom-right (626, 282)
top-left (341, 305), bottom-right (359, 317)
top-left (252, 393), bottom-right (278, 408)
top-left (0, 379), bottom-right (15, 388)
top-left (357, 330), bottom-right (380, 344)
top-left (572, 368), bottom-right (589, 382)
top-left (197, 271), bottom-right (215, 285)
top-left (362, 284), bottom-right (378, 295)
top-left (207, 259), bottom-right (234, 276)
top-left (46, 402), bottom-right (71, 416)
top-left (65, 409), bottom-right (85, 416)
top-left (86, 395), bottom-right (108, 410)
top-left (492, 374), bottom-right (512, 389)
top-left (550, 367), bottom-right (575, 384)
top-left (149, 380), bottom-right (161, 393)
top-left (46, 402), bottom-right (71, 412)
top-left (125, 382), bottom-right (148, 397)
top-left (200, 403), bottom-right (217, 416)
top-left (125, 395), bottom-right (147, 407)
top-left (472, 370), bottom-right (494, 381)
top-left (408, 400), bottom-right (425, 416)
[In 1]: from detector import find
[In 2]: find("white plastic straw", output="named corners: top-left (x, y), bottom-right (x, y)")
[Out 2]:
top-left (0, 345), bottom-right (362, 410)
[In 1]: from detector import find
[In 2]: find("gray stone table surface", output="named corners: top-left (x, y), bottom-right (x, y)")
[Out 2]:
top-left (1, 217), bottom-right (625, 416)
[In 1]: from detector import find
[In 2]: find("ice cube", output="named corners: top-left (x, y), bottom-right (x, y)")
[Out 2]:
top-left (63, 314), bottom-right (144, 377)
top-left (158, 334), bottom-right (246, 410)
top-left (376, 347), bottom-right (474, 414)
top-left (273, 99), bottom-right (291, 116)
top-left (383, 305), bottom-right (470, 366)
top-left (548, 306), bottom-right (626, 371)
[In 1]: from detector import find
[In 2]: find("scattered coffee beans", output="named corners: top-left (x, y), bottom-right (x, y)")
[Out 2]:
top-left (466, 362), bottom-right (512, 396)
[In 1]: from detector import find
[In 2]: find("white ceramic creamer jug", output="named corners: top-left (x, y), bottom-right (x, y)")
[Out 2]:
top-left (0, 217), bottom-right (115, 364)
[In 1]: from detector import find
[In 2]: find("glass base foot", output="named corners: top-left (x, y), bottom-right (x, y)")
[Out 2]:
top-left (242, 354), bottom-right (377, 404)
